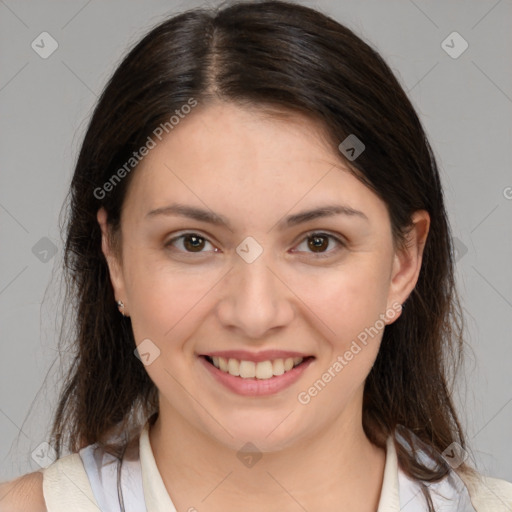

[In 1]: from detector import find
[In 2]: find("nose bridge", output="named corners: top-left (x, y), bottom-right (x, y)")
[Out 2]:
top-left (238, 247), bottom-right (275, 300)
top-left (217, 237), bottom-right (293, 338)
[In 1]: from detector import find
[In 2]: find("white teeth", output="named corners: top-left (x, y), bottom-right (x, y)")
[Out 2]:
top-left (272, 358), bottom-right (285, 376)
top-left (227, 358), bottom-right (240, 376)
top-left (255, 360), bottom-right (274, 379)
top-left (284, 358), bottom-right (294, 371)
top-left (239, 360), bottom-right (256, 378)
top-left (208, 356), bottom-right (305, 380)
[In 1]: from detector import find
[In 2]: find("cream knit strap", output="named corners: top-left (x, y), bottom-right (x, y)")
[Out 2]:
top-left (457, 469), bottom-right (512, 512)
top-left (42, 452), bottom-right (101, 512)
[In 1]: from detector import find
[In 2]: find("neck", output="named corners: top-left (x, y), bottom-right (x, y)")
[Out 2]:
top-left (149, 395), bottom-right (386, 512)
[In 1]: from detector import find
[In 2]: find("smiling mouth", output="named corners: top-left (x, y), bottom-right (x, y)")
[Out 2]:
top-left (202, 355), bottom-right (315, 380)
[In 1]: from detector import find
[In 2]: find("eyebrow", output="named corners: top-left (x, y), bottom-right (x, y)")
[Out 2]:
top-left (145, 203), bottom-right (368, 230)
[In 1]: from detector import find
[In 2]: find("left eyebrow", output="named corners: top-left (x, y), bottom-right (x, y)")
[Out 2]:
top-left (145, 203), bottom-right (368, 231)
top-left (278, 204), bottom-right (368, 229)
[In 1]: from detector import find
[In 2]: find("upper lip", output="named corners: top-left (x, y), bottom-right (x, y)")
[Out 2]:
top-left (201, 350), bottom-right (313, 363)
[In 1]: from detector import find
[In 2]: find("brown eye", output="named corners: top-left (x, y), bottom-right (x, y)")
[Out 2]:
top-left (165, 233), bottom-right (217, 254)
top-left (293, 232), bottom-right (344, 257)
top-left (183, 234), bottom-right (206, 252)
top-left (308, 234), bottom-right (330, 252)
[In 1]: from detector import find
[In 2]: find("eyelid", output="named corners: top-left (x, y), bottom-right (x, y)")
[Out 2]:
top-left (165, 229), bottom-right (346, 257)
top-left (165, 231), bottom-right (219, 253)
top-left (297, 229), bottom-right (346, 245)
top-left (291, 230), bottom-right (346, 257)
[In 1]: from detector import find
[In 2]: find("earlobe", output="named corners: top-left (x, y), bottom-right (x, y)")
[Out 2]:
top-left (97, 207), bottom-right (127, 313)
top-left (386, 210), bottom-right (430, 322)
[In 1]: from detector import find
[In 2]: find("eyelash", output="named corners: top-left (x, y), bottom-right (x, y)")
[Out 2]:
top-left (164, 231), bottom-right (345, 259)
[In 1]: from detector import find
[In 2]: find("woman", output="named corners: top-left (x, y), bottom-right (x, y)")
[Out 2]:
top-left (1, 1), bottom-right (511, 511)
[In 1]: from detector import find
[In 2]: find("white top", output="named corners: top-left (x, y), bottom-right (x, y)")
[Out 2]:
top-left (42, 421), bottom-right (512, 511)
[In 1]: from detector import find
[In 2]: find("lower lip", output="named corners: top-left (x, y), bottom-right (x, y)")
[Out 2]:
top-left (199, 356), bottom-right (314, 396)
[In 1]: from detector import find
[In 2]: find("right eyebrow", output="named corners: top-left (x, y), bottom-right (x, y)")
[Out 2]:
top-left (146, 203), bottom-right (232, 228)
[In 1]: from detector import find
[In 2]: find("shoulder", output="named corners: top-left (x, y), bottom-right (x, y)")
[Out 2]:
top-left (0, 471), bottom-right (46, 512)
top-left (1, 451), bottom-right (100, 512)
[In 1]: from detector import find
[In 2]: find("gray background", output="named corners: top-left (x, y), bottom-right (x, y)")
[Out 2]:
top-left (1, 0), bottom-right (511, 483)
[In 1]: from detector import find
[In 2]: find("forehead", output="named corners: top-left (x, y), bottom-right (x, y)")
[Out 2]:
top-left (145, 102), bottom-right (337, 173)
top-left (121, 102), bottom-right (384, 225)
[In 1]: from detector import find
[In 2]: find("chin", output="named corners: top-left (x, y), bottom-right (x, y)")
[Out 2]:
top-left (208, 413), bottom-right (306, 453)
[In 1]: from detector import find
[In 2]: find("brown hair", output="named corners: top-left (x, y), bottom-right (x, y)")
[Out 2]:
top-left (48, 1), bottom-right (468, 509)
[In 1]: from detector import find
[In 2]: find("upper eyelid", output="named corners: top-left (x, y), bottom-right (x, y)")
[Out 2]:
top-left (166, 230), bottom-right (218, 247)
top-left (298, 230), bottom-right (346, 243)
top-left (165, 230), bottom-right (345, 251)
top-left (291, 231), bottom-right (345, 254)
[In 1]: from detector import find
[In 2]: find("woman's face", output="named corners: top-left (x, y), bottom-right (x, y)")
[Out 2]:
top-left (98, 101), bottom-right (428, 452)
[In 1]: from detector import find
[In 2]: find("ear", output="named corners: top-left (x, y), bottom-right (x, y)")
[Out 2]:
top-left (385, 210), bottom-right (430, 324)
top-left (97, 207), bottom-right (128, 315)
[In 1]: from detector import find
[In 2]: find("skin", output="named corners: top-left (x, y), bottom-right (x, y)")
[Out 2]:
top-left (0, 471), bottom-right (46, 512)
top-left (97, 101), bottom-right (429, 512)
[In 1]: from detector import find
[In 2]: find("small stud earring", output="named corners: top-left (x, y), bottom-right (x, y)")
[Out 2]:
top-left (116, 300), bottom-right (125, 317)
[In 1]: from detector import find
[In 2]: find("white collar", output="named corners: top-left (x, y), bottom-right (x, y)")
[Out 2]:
top-left (138, 422), bottom-right (490, 511)
top-left (139, 423), bottom-right (405, 511)
top-left (376, 436), bottom-right (401, 511)
top-left (139, 421), bottom-right (178, 511)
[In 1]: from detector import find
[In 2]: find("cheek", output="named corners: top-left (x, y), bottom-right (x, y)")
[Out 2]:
top-left (126, 266), bottom-right (216, 399)
top-left (124, 253), bottom-right (219, 350)
top-left (287, 254), bottom-right (392, 343)
top-left (293, 262), bottom-right (390, 413)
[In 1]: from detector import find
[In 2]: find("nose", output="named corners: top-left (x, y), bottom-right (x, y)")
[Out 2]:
top-left (215, 250), bottom-right (295, 339)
